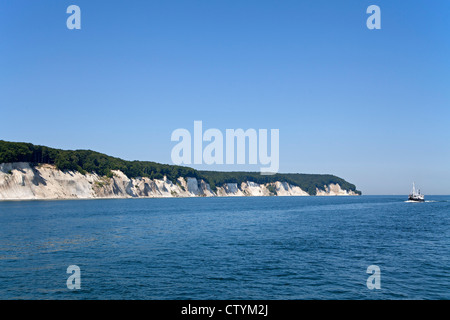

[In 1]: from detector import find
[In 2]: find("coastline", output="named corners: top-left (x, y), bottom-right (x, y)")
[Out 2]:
top-left (0, 162), bottom-right (360, 201)
top-left (0, 194), bottom-right (361, 202)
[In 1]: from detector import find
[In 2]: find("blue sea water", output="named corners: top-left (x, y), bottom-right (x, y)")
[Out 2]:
top-left (0, 196), bottom-right (448, 300)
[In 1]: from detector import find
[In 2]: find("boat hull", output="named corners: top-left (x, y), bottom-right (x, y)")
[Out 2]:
top-left (408, 196), bottom-right (425, 202)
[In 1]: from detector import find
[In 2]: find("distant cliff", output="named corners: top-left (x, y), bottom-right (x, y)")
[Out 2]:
top-left (0, 162), bottom-right (359, 200)
top-left (0, 140), bottom-right (361, 200)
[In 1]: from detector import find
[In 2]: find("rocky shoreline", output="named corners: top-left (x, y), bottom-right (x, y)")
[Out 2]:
top-left (0, 162), bottom-right (359, 200)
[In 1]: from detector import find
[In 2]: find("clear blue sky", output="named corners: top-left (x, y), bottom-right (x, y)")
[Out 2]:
top-left (1, 0), bottom-right (449, 194)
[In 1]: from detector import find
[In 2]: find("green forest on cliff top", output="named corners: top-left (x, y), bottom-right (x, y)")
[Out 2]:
top-left (0, 140), bottom-right (360, 195)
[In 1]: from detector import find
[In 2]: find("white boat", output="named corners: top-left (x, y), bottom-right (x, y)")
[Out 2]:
top-left (408, 182), bottom-right (424, 202)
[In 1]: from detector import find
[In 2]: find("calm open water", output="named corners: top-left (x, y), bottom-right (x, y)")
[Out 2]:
top-left (0, 196), bottom-right (448, 300)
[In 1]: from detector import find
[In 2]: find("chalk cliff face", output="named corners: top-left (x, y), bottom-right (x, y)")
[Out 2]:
top-left (0, 163), bottom-right (358, 200)
top-left (315, 183), bottom-right (359, 196)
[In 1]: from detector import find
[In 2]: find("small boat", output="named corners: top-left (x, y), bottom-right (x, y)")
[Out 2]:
top-left (408, 182), bottom-right (424, 202)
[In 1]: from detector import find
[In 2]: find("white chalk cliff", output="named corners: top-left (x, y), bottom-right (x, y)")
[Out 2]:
top-left (0, 162), bottom-right (359, 200)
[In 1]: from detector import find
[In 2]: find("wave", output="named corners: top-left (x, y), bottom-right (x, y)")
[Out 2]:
top-left (404, 200), bottom-right (444, 203)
